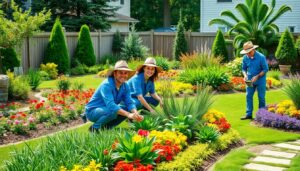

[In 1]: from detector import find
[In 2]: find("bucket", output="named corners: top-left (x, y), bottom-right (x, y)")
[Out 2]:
top-left (0, 75), bottom-right (9, 102)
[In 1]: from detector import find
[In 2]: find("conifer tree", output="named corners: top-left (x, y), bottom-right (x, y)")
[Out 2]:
top-left (212, 29), bottom-right (228, 62)
top-left (112, 30), bottom-right (123, 55)
top-left (275, 29), bottom-right (297, 65)
top-left (173, 11), bottom-right (188, 61)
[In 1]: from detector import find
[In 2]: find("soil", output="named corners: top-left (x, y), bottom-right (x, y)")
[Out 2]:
top-left (0, 118), bottom-right (85, 146)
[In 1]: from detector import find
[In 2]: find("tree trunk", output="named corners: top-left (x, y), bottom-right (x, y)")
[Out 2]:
top-left (163, 0), bottom-right (171, 27)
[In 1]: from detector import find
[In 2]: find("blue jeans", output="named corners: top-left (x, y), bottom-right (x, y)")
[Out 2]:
top-left (132, 96), bottom-right (159, 111)
top-left (86, 105), bottom-right (128, 129)
top-left (246, 83), bottom-right (266, 117)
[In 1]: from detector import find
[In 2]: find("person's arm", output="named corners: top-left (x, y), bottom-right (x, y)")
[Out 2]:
top-left (251, 56), bottom-right (269, 82)
top-left (242, 56), bottom-right (248, 81)
top-left (150, 93), bottom-right (163, 108)
top-left (123, 83), bottom-right (143, 121)
top-left (137, 95), bottom-right (155, 112)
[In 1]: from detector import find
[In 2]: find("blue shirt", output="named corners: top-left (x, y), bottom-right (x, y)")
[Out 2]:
top-left (127, 72), bottom-right (155, 98)
top-left (242, 51), bottom-right (269, 85)
top-left (85, 77), bottom-right (136, 114)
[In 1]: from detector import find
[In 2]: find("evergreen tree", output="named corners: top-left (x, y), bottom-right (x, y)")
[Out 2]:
top-left (73, 25), bottom-right (96, 67)
top-left (43, 18), bottom-right (70, 73)
top-left (212, 29), bottom-right (228, 62)
top-left (0, 47), bottom-right (20, 73)
top-left (275, 29), bottom-right (297, 65)
top-left (112, 30), bottom-right (123, 55)
top-left (173, 11), bottom-right (187, 61)
top-left (121, 25), bottom-right (148, 61)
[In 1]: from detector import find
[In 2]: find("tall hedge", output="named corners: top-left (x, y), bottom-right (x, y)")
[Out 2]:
top-left (112, 30), bottom-right (123, 55)
top-left (73, 25), bottom-right (96, 67)
top-left (43, 18), bottom-right (70, 73)
top-left (275, 29), bottom-right (297, 65)
top-left (173, 11), bottom-right (188, 61)
top-left (0, 47), bottom-right (20, 73)
top-left (212, 29), bottom-right (228, 62)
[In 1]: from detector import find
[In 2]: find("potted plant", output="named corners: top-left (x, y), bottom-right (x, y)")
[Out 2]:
top-left (275, 29), bottom-right (297, 75)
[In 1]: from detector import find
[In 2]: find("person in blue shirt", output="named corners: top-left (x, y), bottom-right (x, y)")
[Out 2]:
top-left (240, 41), bottom-right (269, 120)
top-left (85, 60), bottom-right (144, 132)
top-left (127, 57), bottom-right (163, 113)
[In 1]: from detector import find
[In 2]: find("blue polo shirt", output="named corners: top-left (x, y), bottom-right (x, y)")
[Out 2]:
top-left (242, 51), bottom-right (268, 85)
top-left (127, 72), bottom-right (155, 98)
top-left (85, 77), bottom-right (136, 114)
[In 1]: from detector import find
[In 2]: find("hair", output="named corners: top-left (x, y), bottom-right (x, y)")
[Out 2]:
top-left (137, 66), bottom-right (159, 81)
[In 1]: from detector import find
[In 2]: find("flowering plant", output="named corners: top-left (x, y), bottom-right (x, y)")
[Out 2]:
top-left (155, 81), bottom-right (193, 95)
top-left (267, 100), bottom-right (300, 118)
top-left (113, 160), bottom-right (153, 171)
top-left (158, 70), bottom-right (179, 80)
top-left (60, 160), bottom-right (102, 171)
top-left (203, 109), bottom-right (231, 132)
top-left (149, 130), bottom-right (187, 149)
top-left (152, 141), bottom-right (180, 163)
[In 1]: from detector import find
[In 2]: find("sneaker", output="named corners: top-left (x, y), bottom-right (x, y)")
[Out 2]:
top-left (89, 126), bottom-right (99, 133)
top-left (80, 113), bottom-right (87, 123)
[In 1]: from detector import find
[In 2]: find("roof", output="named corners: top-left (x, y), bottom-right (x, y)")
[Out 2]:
top-left (108, 13), bottom-right (138, 23)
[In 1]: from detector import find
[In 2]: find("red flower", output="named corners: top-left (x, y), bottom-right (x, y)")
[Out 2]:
top-left (137, 129), bottom-right (149, 137)
top-left (103, 149), bottom-right (109, 155)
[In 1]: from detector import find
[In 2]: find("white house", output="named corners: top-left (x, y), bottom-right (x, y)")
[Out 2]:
top-left (200, 0), bottom-right (300, 33)
top-left (107, 0), bottom-right (138, 32)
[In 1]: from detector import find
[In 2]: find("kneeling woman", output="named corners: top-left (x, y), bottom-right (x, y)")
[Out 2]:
top-left (127, 57), bottom-right (163, 113)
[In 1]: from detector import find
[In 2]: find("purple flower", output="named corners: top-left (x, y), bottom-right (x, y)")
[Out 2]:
top-left (256, 108), bottom-right (300, 130)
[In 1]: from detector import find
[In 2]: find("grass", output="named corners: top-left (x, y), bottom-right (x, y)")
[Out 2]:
top-left (288, 154), bottom-right (300, 171)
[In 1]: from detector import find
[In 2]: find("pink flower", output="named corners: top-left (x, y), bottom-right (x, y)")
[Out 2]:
top-left (28, 116), bottom-right (35, 123)
top-left (14, 120), bottom-right (21, 125)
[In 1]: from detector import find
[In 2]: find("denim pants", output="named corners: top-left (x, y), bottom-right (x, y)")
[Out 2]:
top-left (86, 105), bottom-right (128, 129)
top-left (132, 96), bottom-right (159, 111)
top-left (246, 83), bottom-right (266, 117)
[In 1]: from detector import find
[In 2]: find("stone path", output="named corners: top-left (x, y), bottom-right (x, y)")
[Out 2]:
top-left (243, 140), bottom-right (300, 171)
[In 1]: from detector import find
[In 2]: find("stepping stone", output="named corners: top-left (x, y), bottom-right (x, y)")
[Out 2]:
top-left (291, 141), bottom-right (300, 145)
top-left (244, 163), bottom-right (286, 171)
top-left (274, 143), bottom-right (300, 151)
top-left (261, 150), bottom-right (296, 159)
top-left (253, 156), bottom-right (291, 165)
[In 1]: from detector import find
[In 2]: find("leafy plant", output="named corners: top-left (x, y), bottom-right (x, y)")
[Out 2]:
top-left (209, 0), bottom-right (292, 56)
top-left (212, 29), bottom-right (228, 62)
top-left (130, 115), bottom-right (162, 131)
top-left (275, 29), bottom-right (297, 65)
top-left (7, 71), bottom-right (30, 100)
top-left (283, 78), bottom-right (300, 109)
top-left (196, 125), bottom-right (220, 143)
top-left (267, 70), bottom-right (281, 80)
top-left (72, 81), bottom-right (85, 91)
top-left (38, 70), bottom-right (50, 81)
top-left (173, 11), bottom-right (188, 61)
top-left (296, 36), bottom-right (300, 57)
top-left (40, 63), bottom-right (58, 79)
top-left (226, 57), bottom-right (243, 77)
top-left (180, 50), bottom-right (221, 70)
top-left (0, 47), bottom-right (20, 73)
top-left (164, 114), bottom-right (193, 138)
top-left (56, 75), bottom-right (71, 91)
top-left (154, 56), bottom-right (169, 71)
top-left (26, 69), bottom-right (42, 90)
top-left (70, 63), bottom-right (86, 75)
top-left (112, 132), bottom-right (159, 165)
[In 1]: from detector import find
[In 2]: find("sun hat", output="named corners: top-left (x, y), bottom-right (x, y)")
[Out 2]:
top-left (240, 41), bottom-right (259, 55)
top-left (107, 60), bottom-right (135, 77)
top-left (136, 57), bottom-right (163, 73)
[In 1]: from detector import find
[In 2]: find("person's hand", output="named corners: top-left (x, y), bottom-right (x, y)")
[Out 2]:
top-left (135, 114), bottom-right (144, 122)
top-left (127, 113), bottom-right (136, 120)
top-left (159, 99), bottom-right (164, 108)
top-left (149, 108), bottom-right (155, 114)
top-left (251, 75), bottom-right (259, 83)
top-left (243, 75), bottom-right (248, 82)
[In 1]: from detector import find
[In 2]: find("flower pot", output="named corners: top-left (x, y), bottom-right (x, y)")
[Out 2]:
top-left (279, 65), bottom-right (291, 76)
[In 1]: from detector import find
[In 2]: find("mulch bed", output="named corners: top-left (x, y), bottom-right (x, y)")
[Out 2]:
top-left (0, 118), bottom-right (85, 146)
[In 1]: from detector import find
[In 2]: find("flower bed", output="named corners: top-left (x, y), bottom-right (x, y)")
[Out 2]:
top-left (231, 77), bottom-right (282, 92)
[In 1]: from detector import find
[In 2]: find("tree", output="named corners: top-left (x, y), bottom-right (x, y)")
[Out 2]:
top-left (0, 0), bottom-right (51, 73)
top-left (31, 0), bottom-right (118, 31)
top-left (43, 18), bottom-right (70, 73)
top-left (112, 30), bottom-right (123, 55)
top-left (212, 30), bottom-right (228, 62)
top-left (275, 29), bottom-right (297, 65)
top-left (209, 0), bottom-right (291, 56)
top-left (73, 25), bottom-right (96, 67)
top-left (173, 11), bottom-right (187, 61)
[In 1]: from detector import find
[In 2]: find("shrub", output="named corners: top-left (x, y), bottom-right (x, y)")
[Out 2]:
top-left (72, 81), bottom-right (85, 91)
top-left (7, 71), bottom-right (30, 100)
top-left (212, 29), bottom-right (228, 62)
top-left (38, 71), bottom-right (50, 80)
top-left (0, 47), bottom-right (20, 73)
top-left (173, 11), bottom-right (188, 61)
top-left (73, 25), bottom-right (96, 67)
top-left (57, 75), bottom-right (71, 91)
top-left (283, 78), bottom-right (300, 109)
top-left (154, 56), bottom-right (169, 71)
top-left (40, 63), bottom-right (58, 79)
top-left (99, 54), bottom-right (122, 65)
top-left (195, 125), bottom-right (220, 143)
top-left (275, 29), bottom-right (297, 65)
top-left (169, 60), bottom-right (181, 69)
top-left (180, 51), bottom-right (221, 69)
top-left (112, 30), bottom-right (123, 55)
top-left (87, 65), bottom-right (104, 74)
top-left (267, 70), bottom-right (281, 80)
top-left (121, 25), bottom-right (148, 61)
top-left (296, 36), bottom-right (300, 57)
top-left (155, 81), bottom-right (193, 96)
top-left (43, 18), bottom-right (70, 73)
top-left (210, 129), bottom-right (241, 151)
top-left (26, 69), bottom-right (42, 90)
top-left (70, 64), bottom-right (86, 75)
top-left (226, 57), bottom-right (243, 77)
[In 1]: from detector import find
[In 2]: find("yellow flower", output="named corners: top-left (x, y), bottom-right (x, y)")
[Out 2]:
top-left (132, 135), bottom-right (143, 143)
top-left (71, 165), bottom-right (82, 171)
top-left (268, 107), bottom-right (275, 112)
top-left (276, 107), bottom-right (286, 114)
top-left (60, 166), bottom-right (68, 171)
top-left (87, 160), bottom-right (102, 171)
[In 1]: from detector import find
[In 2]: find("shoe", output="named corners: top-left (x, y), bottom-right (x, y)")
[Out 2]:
top-left (240, 116), bottom-right (253, 120)
top-left (89, 126), bottom-right (99, 133)
top-left (80, 113), bottom-right (87, 123)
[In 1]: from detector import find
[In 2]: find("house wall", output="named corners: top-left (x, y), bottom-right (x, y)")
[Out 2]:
top-left (201, 0), bottom-right (300, 33)
top-left (108, 0), bottom-right (130, 17)
top-left (110, 23), bottom-right (130, 32)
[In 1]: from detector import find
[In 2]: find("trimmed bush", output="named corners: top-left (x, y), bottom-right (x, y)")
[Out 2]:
top-left (173, 11), bottom-right (188, 61)
top-left (43, 18), bottom-right (70, 73)
top-left (0, 47), bottom-right (20, 73)
top-left (112, 30), bottom-right (123, 55)
top-left (40, 63), bottom-right (58, 79)
top-left (73, 25), bottom-right (96, 67)
top-left (275, 29), bottom-right (297, 65)
top-left (212, 29), bottom-right (228, 62)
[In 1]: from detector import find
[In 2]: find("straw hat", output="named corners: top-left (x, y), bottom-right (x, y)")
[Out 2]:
top-left (136, 57), bottom-right (163, 73)
top-left (240, 41), bottom-right (259, 55)
top-left (107, 60), bottom-right (135, 77)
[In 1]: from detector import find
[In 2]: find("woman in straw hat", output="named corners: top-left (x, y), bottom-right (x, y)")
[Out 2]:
top-left (85, 60), bottom-right (143, 132)
top-left (240, 41), bottom-right (268, 120)
top-left (127, 57), bottom-right (163, 113)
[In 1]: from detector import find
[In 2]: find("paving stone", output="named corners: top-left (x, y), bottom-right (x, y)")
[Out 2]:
top-left (244, 163), bottom-right (286, 171)
top-left (291, 141), bottom-right (300, 145)
top-left (253, 156), bottom-right (291, 165)
top-left (274, 143), bottom-right (300, 151)
top-left (261, 150), bottom-right (296, 159)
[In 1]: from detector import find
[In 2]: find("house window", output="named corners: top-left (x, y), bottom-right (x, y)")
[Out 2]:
top-left (217, 0), bottom-right (232, 2)
top-left (120, 0), bottom-right (124, 5)
top-left (288, 26), bottom-right (295, 33)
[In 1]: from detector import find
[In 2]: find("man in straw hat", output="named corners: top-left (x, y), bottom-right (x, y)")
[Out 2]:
top-left (127, 57), bottom-right (163, 113)
top-left (240, 41), bottom-right (268, 120)
top-left (85, 60), bottom-right (143, 132)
